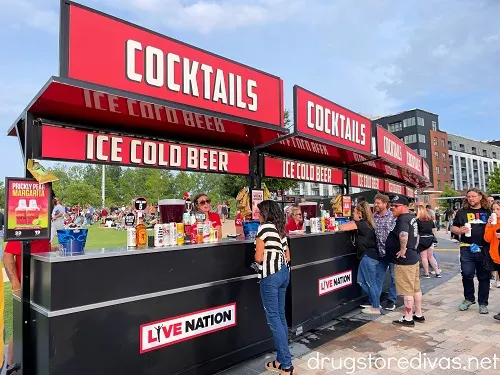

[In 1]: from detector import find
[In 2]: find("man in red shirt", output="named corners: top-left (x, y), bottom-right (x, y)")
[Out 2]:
top-left (3, 240), bottom-right (51, 369)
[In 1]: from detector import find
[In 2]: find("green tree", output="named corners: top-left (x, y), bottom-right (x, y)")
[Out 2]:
top-left (59, 181), bottom-right (101, 207)
top-left (0, 180), bottom-right (4, 209)
top-left (487, 167), bottom-right (500, 194)
top-left (438, 183), bottom-right (460, 209)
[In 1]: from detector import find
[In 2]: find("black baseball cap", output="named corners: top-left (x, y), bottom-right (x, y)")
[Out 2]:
top-left (389, 194), bottom-right (410, 206)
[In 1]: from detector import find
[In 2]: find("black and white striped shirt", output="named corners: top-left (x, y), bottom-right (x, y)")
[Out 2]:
top-left (255, 223), bottom-right (289, 279)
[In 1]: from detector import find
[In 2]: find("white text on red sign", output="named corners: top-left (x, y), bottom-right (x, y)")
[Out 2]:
top-left (140, 303), bottom-right (236, 353)
top-left (86, 134), bottom-right (229, 172)
top-left (307, 101), bottom-right (367, 147)
top-left (84, 89), bottom-right (227, 133)
top-left (283, 160), bottom-right (333, 183)
top-left (126, 41), bottom-right (258, 112)
top-left (319, 270), bottom-right (352, 296)
top-left (356, 174), bottom-right (381, 190)
top-left (384, 136), bottom-right (403, 161)
top-left (406, 151), bottom-right (422, 173)
top-left (387, 182), bottom-right (403, 194)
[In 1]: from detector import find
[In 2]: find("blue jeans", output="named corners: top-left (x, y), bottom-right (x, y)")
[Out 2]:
top-left (260, 265), bottom-right (292, 368)
top-left (460, 247), bottom-right (491, 305)
top-left (357, 255), bottom-right (382, 308)
top-left (376, 259), bottom-right (398, 303)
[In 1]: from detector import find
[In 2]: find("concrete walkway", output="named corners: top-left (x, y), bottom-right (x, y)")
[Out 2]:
top-left (220, 252), bottom-right (500, 375)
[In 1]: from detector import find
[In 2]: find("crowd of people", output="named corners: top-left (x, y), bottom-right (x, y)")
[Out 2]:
top-left (253, 188), bottom-right (500, 375)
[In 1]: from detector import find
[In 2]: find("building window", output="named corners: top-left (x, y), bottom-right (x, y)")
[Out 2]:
top-left (417, 117), bottom-right (425, 126)
top-left (418, 134), bottom-right (426, 143)
top-left (433, 137), bottom-right (437, 146)
top-left (472, 147), bottom-right (477, 155)
top-left (419, 149), bottom-right (427, 158)
top-left (403, 118), bottom-right (416, 128)
top-left (403, 134), bottom-right (417, 144)
top-left (431, 121), bottom-right (437, 131)
top-left (448, 141), bottom-right (452, 149)
top-left (442, 153), bottom-right (446, 161)
top-left (435, 151), bottom-right (439, 161)
top-left (437, 180), bottom-right (441, 189)
top-left (436, 166), bottom-right (440, 175)
top-left (444, 167), bottom-right (447, 175)
top-left (483, 150), bottom-right (487, 157)
top-left (493, 152), bottom-right (497, 159)
top-left (388, 122), bottom-right (402, 132)
top-left (441, 139), bottom-right (445, 147)
top-left (460, 144), bottom-right (465, 152)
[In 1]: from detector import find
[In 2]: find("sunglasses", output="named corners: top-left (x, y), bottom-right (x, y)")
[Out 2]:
top-left (198, 199), bottom-right (211, 205)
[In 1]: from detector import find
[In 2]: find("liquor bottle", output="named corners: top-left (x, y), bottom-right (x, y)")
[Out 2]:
top-left (135, 213), bottom-right (147, 248)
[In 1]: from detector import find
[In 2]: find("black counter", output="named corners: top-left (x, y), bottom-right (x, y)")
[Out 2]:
top-left (286, 231), bottom-right (362, 335)
top-left (14, 233), bottom-right (362, 375)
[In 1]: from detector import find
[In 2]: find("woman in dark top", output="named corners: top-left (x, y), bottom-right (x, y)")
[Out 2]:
top-left (340, 202), bottom-right (380, 314)
top-left (416, 205), bottom-right (441, 278)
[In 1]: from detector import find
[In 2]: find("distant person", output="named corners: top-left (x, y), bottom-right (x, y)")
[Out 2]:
top-left (50, 198), bottom-right (65, 243)
top-left (487, 195), bottom-right (495, 208)
top-left (452, 188), bottom-right (491, 314)
top-left (285, 207), bottom-right (303, 233)
top-left (416, 206), bottom-right (441, 278)
top-left (484, 200), bottom-right (500, 320)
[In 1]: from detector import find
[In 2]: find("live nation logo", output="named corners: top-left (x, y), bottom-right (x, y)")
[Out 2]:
top-left (139, 303), bottom-right (236, 353)
top-left (318, 270), bottom-right (353, 296)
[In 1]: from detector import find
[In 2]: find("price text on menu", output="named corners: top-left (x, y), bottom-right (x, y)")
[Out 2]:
top-left (4, 178), bottom-right (51, 241)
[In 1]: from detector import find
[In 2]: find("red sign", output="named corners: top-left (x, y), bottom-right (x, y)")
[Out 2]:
top-left (318, 270), bottom-right (353, 296)
top-left (406, 187), bottom-right (415, 198)
top-left (422, 159), bottom-right (430, 181)
top-left (376, 127), bottom-right (404, 166)
top-left (342, 196), bottom-right (352, 217)
top-left (264, 156), bottom-right (343, 185)
top-left (4, 178), bottom-right (51, 241)
top-left (294, 86), bottom-right (371, 154)
top-left (384, 180), bottom-right (405, 195)
top-left (62, 3), bottom-right (283, 127)
top-left (40, 125), bottom-right (249, 175)
top-left (350, 172), bottom-right (384, 191)
top-left (405, 148), bottom-right (422, 175)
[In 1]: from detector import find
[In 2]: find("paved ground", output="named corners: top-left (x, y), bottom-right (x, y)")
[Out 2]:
top-left (218, 240), bottom-right (500, 375)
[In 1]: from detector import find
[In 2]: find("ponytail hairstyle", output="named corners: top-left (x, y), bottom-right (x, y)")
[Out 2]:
top-left (257, 200), bottom-right (286, 238)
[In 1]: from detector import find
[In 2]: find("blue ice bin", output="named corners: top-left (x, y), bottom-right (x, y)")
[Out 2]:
top-left (242, 220), bottom-right (260, 240)
top-left (57, 228), bottom-right (88, 255)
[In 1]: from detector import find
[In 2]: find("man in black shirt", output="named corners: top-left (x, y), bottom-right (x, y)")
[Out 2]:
top-left (452, 188), bottom-right (491, 314)
top-left (386, 195), bottom-right (423, 327)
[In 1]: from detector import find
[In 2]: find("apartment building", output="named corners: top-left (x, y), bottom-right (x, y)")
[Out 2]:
top-left (429, 130), bottom-right (452, 191)
top-left (448, 134), bottom-right (500, 192)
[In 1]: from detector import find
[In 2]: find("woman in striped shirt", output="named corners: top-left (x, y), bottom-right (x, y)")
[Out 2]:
top-left (254, 200), bottom-right (296, 375)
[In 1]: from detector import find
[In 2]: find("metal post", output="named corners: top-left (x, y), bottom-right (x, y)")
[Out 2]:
top-left (101, 165), bottom-right (105, 208)
top-left (20, 113), bottom-right (34, 375)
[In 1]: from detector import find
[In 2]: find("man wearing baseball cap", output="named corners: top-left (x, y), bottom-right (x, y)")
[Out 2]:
top-left (386, 194), bottom-right (424, 326)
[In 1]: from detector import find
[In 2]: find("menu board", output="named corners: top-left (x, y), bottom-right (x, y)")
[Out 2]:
top-left (4, 177), bottom-right (51, 241)
top-left (342, 196), bottom-right (352, 217)
top-left (252, 190), bottom-right (263, 220)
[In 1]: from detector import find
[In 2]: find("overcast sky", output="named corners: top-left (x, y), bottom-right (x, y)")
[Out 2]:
top-left (0, 0), bottom-right (499, 181)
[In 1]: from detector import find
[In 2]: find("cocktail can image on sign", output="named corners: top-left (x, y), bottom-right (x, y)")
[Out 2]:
top-left (4, 177), bottom-right (51, 241)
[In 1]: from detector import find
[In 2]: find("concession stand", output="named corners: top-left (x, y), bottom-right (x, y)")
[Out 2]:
top-left (6, 3), bottom-right (431, 375)
top-left (7, 2), bottom-right (289, 375)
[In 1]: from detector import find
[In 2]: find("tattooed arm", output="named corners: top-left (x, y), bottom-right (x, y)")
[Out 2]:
top-left (397, 231), bottom-right (408, 258)
top-left (3, 253), bottom-right (20, 291)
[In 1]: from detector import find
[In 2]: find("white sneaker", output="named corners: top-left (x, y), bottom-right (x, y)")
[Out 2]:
top-left (496, 281), bottom-right (500, 288)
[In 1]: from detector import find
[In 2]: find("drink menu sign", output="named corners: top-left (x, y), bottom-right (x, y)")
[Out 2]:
top-left (422, 159), bottom-right (430, 181)
top-left (349, 172), bottom-right (384, 191)
top-left (384, 180), bottom-right (405, 195)
top-left (263, 156), bottom-right (343, 185)
top-left (294, 86), bottom-right (372, 154)
top-left (4, 178), bottom-right (51, 241)
top-left (406, 187), bottom-right (416, 198)
top-left (40, 125), bottom-right (250, 175)
top-left (62, 2), bottom-right (284, 127)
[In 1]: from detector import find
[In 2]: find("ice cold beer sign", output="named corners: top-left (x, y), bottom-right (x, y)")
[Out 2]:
top-left (140, 303), bottom-right (236, 353)
top-left (40, 125), bottom-right (250, 175)
top-left (264, 156), bottom-right (343, 185)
